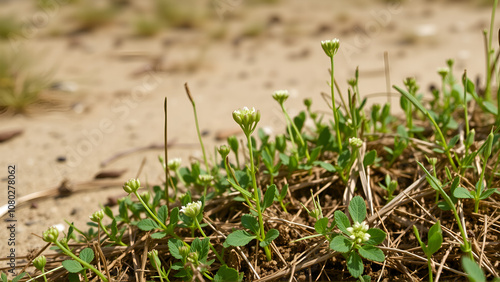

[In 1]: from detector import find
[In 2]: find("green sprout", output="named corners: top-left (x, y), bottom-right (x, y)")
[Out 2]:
top-left (413, 221), bottom-right (443, 282)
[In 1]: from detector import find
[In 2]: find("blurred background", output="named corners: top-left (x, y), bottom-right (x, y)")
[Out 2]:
top-left (0, 0), bottom-right (497, 258)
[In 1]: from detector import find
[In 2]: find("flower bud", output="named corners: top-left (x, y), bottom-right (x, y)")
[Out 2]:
top-left (89, 209), bottom-right (104, 223)
top-left (33, 255), bottom-right (46, 271)
top-left (187, 251), bottom-right (199, 264)
top-left (123, 178), bottom-right (141, 194)
top-left (218, 145), bottom-right (230, 159)
top-left (437, 67), bottom-right (449, 79)
top-left (42, 226), bottom-right (59, 243)
top-left (483, 131), bottom-right (494, 159)
top-left (349, 137), bottom-right (363, 149)
top-left (233, 107), bottom-right (260, 135)
top-left (321, 38), bottom-right (340, 58)
top-left (179, 245), bottom-right (190, 258)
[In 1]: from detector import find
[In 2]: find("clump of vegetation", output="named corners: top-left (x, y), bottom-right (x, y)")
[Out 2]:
top-left (72, 4), bottom-right (118, 32)
top-left (133, 16), bottom-right (161, 37)
top-left (1, 2), bottom-right (500, 282)
top-left (155, 0), bottom-right (212, 29)
top-left (0, 46), bottom-right (53, 114)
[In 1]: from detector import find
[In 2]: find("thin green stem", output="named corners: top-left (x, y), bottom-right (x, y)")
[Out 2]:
top-left (194, 217), bottom-right (225, 265)
top-left (41, 268), bottom-right (47, 282)
top-left (134, 191), bottom-right (168, 230)
top-left (247, 133), bottom-right (272, 261)
top-left (185, 83), bottom-right (209, 173)
top-left (331, 56), bottom-right (343, 151)
top-left (98, 220), bottom-right (126, 246)
top-left (474, 157), bottom-right (488, 213)
top-left (428, 259), bottom-right (434, 282)
top-left (53, 241), bottom-right (108, 282)
top-left (281, 104), bottom-right (310, 161)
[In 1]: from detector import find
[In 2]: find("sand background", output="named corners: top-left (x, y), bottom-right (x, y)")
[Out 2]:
top-left (0, 0), bottom-right (497, 270)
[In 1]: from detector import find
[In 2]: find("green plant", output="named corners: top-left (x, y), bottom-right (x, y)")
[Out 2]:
top-left (0, 16), bottom-right (22, 40)
top-left (413, 220), bottom-right (443, 282)
top-left (133, 16), bottom-right (161, 37)
top-left (321, 39), bottom-right (343, 151)
top-left (224, 106), bottom-right (279, 261)
top-left (33, 255), bottom-right (48, 282)
top-left (41, 227), bottom-right (108, 281)
top-left (0, 47), bottom-right (52, 114)
top-left (0, 272), bottom-right (25, 282)
top-left (329, 196), bottom-right (386, 279)
top-left (379, 174), bottom-right (398, 202)
top-left (73, 4), bottom-right (117, 32)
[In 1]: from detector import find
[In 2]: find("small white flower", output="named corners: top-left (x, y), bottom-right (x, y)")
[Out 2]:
top-left (349, 234), bottom-right (356, 240)
top-left (198, 174), bottom-right (214, 185)
top-left (360, 221), bottom-right (369, 232)
top-left (363, 233), bottom-right (371, 242)
top-left (321, 38), bottom-right (340, 58)
top-left (272, 90), bottom-right (290, 105)
top-left (180, 201), bottom-right (202, 218)
top-left (167, 158), bottom-right (182, 170)
top-left (347, 227), bottom-right (354, 233)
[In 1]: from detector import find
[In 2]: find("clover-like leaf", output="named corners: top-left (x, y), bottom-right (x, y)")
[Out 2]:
top-left (427, 221), bottom-right (443, 257)
top-left (262, 185), bottom-right (276, 212)
top-left (348, 196), bottom-right (366, 223)
top-left (79, 248), bottom-right (94, 264)
top-left (329, 235), bottom-right (351, 253)
top-left (62, 260), bottom-right (84, 273)
top-left (347, 251), bottom-right (363, 278)
top-left (334, 210), bottom-right (350, 235)
top-left (241, 214), bottom-right (259, 235)
top-left (168, 238), bottom-right (184, 260)
top-left (260, 229), bottom-right (279, 248)
top-left (157, 205), bottom-right (168, 225)
top-left (358, 245), bottom-right (385, 262)
top-left (314, 217), bottom-right (329, 235)
top-left (461, 256), bottom-right (486, 282)
top-left (137, 218), bottom-right (160, 231)
top-left (364, 228), bottom-right (386, 245)
top-left (214, 265), bottom-right (243, 282)
top-left (226, 230), bottom-right (257, 247)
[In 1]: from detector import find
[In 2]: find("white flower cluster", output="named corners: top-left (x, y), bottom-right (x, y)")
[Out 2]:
top-left (180, 201), bottom-right (202, 218)
top-left (347, 221), bottom-right (371, 244)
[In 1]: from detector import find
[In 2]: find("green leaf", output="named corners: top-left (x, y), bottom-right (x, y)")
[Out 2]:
top-left (309, 146), bottom-right (323, 162)
top-left (329, 235), bottom-right (351, 253)
top-left (480, 188), bottom-right (498, 200)
top-left (363, 150), bottom-right (377, 167)
top-left (168, 239), bottom-right (184, 259)
top-left (347, 251), bottom-right (364, 278)
top-left (358, 245), bottom-right (385, 262)
top-left (170, 207), bottom-right (179, 226)
top-left (461, 256), bottom-right (486, 282)
top-left (151, 231), bottom-right (167, 239)
top-left (62, 260), bottom-right (84, 273)
top-left (137, 218), bottom-right (160, 231)
top-left (214, 265), bottom-right (242, 282)
top-left (394, 85), bottom-right (428, 115)
top-left (364, 228), bottom-right (386, 245)
top-left (314, 217), bottom-right (329, 235)
top-left (241, 214), bottom-right (259, 235)
top-left (262, 185), bottom-right (276, 212)
top-left (79, 248), bottom-right (94, 263)
top-left (338, 149), bottom-right (351, 168)
top-left (483, 101), bottom-right (498, 115)
top-left (157, 205), bottom-right (168, 225)
top-left (360, 275), bottom-right (371, 282)
top-left (191, 238), bottom-right (210, 261)
top-left (102, 206), bottom-right (114, 220)
top-left (313, 161), bottom-right (336, 172)
top-left (334, 211), bottom-right (351, 235)
top-left (1, 272), bottom-right (7, 282)
top-left (11, 273), bottom-right (26, 282)
top-left (427, 221), bottom-right (443, 256)
top-left (348, 196), bottom-right (367, 223)
top-left (279, 184), bottom-right (288, 199)
top-left (453, 187), bottom-right (474, 199)
top-left (68, 273), bottom-right (80, 282)
top-left (226, 230), bottom-right (256, 247)
top-left (447, 134), bottom-right (460, 148)
top-left (227, 178), bottom-right (253, 199)
top-left (260, 229), bottom-right (279, 247)
top-left (261, 149), bottom-right (273, 167)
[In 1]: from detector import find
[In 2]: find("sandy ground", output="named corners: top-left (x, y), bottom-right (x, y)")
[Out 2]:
top-left (0, 0), bottom-right (497, 274)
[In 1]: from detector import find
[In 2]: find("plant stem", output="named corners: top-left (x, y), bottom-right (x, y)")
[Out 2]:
top-left (474, 157), bottom-right (488, 213)
top-left (427, 260), bottom-right (434, 282)
top-left (98, 220), bottom-right (126, 246)
top-left (281, 104), bottom-right (310, 161)
top-left (185, 83), bottom-right (209, 173)
top-left (247, 133), bottom-right (272, 261)
top-left (194, 217), bottom-right (225, 265)
top-left (53, 241), bottom-right (108, 282)
top-left (330, 56), bottom-right (343, 151)
top-left (134, 191), bottom-right (168, 230)
top-left (485, 0), bottom-right (498, 100)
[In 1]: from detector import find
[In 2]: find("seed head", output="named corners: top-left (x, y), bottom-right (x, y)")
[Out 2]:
top-left (89, 209), bottom-right (104, 223)
top-left (42, 226), bottom-right (59, 243)
top-left (123, 178), bottom-right (141, 194)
